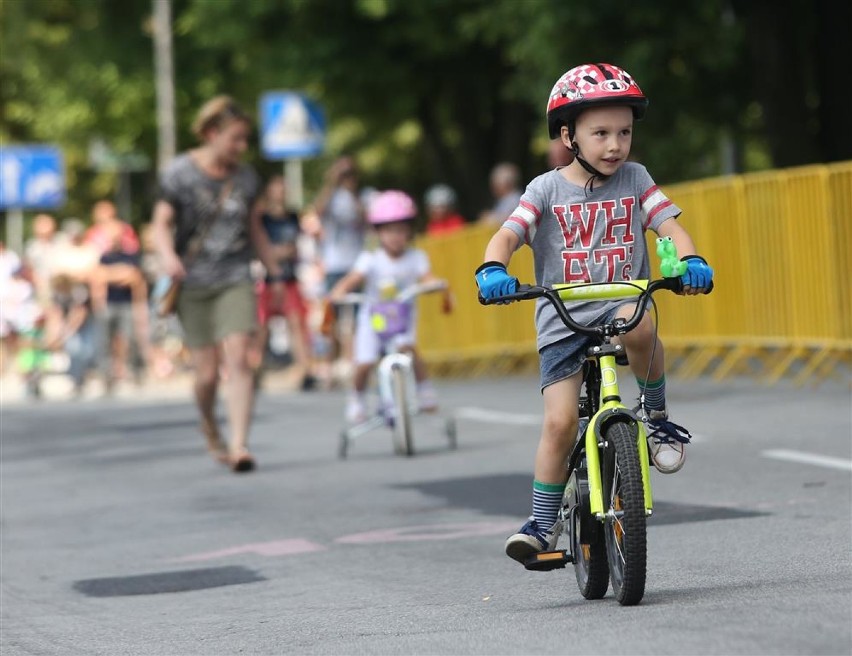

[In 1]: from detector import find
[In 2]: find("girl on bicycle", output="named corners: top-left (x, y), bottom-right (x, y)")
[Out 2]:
top-left (474, 63), bottom-right (714, 563)
top-left (329, 190), bottom-right (447, 424)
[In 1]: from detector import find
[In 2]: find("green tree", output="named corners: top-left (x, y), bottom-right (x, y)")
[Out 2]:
top-left (2, 0), bottom-right (847, 236)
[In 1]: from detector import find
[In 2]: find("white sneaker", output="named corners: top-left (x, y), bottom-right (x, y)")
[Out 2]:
top-left (641, 407), bottom-right (692, 474)
top-left (345, 394), bottom-right (367, 424)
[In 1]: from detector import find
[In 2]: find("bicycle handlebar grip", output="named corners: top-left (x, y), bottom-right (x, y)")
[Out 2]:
top-left (655, 277), bottom-right (713, 295)
top-left (678, 278), bottom-right (715, 294)
top-left (478, 284), bottom-right (541, 305)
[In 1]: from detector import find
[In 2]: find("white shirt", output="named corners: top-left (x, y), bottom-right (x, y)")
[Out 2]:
top-left (352, 247), bottom-right (430, 304)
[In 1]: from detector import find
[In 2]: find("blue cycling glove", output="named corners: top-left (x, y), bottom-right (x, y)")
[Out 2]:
top-left (475, 261), bottom-right (518, 301)
top-left (680, 255), bottom-right (714, 290)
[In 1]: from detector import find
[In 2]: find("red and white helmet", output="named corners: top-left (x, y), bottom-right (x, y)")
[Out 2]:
top-left (546, 63), bottom-right (648, 139)
top-left (367, 190), bottom-right (417, 225)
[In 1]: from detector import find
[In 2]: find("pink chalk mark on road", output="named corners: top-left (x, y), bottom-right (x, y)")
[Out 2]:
top-left (170, 521), bottom-right (521, 562)
top-left (336, 521), bottom-right (520, 544)
top-left (173, 539), bottom-right (327, 563)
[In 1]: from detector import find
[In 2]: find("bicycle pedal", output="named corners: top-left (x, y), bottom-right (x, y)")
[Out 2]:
top-left (523, 550), bottom-right (572, 571)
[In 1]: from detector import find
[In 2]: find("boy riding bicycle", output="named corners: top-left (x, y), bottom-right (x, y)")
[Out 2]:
top-left (474, 63), bottom-right (714, 564)
top-left (329, 190), bottom-right (449, 424)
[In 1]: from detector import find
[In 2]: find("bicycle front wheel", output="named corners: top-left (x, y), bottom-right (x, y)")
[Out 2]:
top-left (390, 365), bottom-right (414, 456)
top-left (602, 421), bottom-right (647, 606)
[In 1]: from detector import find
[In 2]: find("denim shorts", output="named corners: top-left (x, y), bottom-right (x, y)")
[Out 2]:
top-left (538, 304), bottom-right (632, 392)
top-left (538, 335), bottom-right (594, 392)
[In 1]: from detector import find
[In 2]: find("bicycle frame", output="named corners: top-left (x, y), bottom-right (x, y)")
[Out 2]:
top-left (484, 278), bottom-right (682, 517)
top-left (579, 351), bottom-right (653, 518)
top-left (550, 283), bottom-right (655, 518)
top-left (336, 280), bottom-right (455, 458)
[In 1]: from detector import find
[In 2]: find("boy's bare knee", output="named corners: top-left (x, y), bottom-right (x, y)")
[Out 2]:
top-left (542, 412), bottom-right (578, 444)
top-left (623, 314), bottom-right (656, 346)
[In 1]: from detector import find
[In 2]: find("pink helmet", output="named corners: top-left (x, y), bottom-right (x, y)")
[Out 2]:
top-left (368, 190), bottom-right (417, 225)
top-left (546, 63), bottom-right (647, 138)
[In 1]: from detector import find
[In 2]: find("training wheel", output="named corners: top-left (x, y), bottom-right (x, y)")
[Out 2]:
top-left (445, 416), bottom-right (458, 450)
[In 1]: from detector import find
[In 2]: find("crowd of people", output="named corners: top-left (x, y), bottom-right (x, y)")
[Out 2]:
top-left (0, 205), bottom-right (158, 400)
top-left (0, 94), bottom-right (559, 472)
top-left (0, 170), bottom-right (529, 408)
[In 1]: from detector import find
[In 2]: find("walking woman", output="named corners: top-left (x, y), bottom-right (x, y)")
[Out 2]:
top-left (151, 96), bottom-right (281, 472)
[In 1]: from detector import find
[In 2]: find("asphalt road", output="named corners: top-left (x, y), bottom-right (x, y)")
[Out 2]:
top-left (1, 375), bottom-right (850, 655)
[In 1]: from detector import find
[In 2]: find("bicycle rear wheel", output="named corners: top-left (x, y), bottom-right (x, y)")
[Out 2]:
top-left (566, 466), bottom-right (609, 599)
top-left (390, 365), bottom-right (414, 456)
top-left (601, 421), bottom-right (647, 606)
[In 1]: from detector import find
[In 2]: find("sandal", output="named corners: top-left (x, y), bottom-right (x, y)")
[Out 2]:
top-left (200, 422), bottom-right (229, 465)
top-left (229, 447), bottom-right (256, 473)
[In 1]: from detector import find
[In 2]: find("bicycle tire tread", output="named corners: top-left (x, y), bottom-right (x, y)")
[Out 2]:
top-left (605, 421), bottom-right (647, 606)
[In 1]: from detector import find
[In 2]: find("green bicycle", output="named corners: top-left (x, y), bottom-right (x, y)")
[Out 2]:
top-left (482, 267), bottom-right (706, 606)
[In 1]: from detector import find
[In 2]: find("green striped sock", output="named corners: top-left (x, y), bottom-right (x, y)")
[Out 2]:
top-left (636, 375), bottom-right (666, 411)
top-left (532, 479), bottom-right (566, 532)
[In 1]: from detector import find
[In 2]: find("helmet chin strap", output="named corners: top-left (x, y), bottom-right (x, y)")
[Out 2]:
top-left (571, 141), bottom-right (608, 194)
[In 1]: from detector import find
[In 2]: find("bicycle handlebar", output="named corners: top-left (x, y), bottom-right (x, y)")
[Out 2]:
top-left (398, 279), bottom-right (448, 302)
top-left (333, 280), bottom-right (449, 306)
top-left (479, 277), bottom-right (710, 338)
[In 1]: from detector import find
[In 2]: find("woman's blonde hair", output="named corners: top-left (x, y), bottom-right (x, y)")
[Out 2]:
top-left (191, 95), bottom-right (252, 141)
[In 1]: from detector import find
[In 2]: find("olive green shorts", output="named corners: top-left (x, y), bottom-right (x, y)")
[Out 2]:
top-left (177, 282), bottom-right (257, 349)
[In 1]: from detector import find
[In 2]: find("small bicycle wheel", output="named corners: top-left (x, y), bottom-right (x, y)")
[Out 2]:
top-left (338, 430), bottom-right (349, 460)
top-left (566, 468), bottom-right (609, 599)
top-left (601, 421), bottom-right (647, 606)
top-left (390, 365), bottom-right (414, 456)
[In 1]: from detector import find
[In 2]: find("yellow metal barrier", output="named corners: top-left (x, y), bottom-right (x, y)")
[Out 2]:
top-left (416, 161), bottom-right (852, 385)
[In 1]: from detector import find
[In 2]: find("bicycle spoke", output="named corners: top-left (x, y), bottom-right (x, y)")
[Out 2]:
top-left (609, 461), bottom-right (627, 567)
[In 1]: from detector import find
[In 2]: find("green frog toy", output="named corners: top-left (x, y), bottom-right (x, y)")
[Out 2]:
top-left (656, 236), bottom-right (688, 278)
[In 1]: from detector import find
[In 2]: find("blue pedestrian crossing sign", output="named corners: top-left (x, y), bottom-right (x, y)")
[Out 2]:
top-left (259, 92), bottom-right (326, 160)
top-left (0, 145), bottom-right (65, 210)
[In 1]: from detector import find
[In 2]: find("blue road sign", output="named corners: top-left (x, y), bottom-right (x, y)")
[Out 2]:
top-left (259, 92), bottom-right (326, 160)
top-left (0, 145), bottom-right (66, 210)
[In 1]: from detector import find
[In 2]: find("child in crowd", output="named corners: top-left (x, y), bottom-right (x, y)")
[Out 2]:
top-left (329, 190), bottom-right (448, 423)
top-left (423, 184), bottom-right (466, 237)
top-left (254, 175), bottom-right (317, 391)
top-left (0, 264), bottom-right (47, 399)
top-left (474, 63), bottom-right (714, 563)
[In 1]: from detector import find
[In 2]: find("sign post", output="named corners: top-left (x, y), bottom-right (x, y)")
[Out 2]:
top-left (258, 92), bottom-right (326, 210)
top-left (0, 145), bottom-right (66, 254)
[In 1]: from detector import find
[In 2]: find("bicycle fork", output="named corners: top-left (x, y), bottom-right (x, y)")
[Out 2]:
top-left (584, 353), bottom-right (654, 519)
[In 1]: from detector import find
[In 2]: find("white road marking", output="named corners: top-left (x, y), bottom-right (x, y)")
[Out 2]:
top-left (455, 406), bottom-right (542, 426)
top-left (762, 449), bottom-right (852, 472)
top-left (455, 406), bottom-right (707, 442)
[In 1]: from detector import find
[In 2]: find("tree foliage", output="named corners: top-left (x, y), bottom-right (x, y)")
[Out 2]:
top-left (1, 0), bottom-right (847, 228)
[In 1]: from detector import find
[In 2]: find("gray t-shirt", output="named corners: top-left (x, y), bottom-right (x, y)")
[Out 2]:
top-left (502, 163), bottom-right (682, 351)
top-left (158, 153), bottom-right (261, 288)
